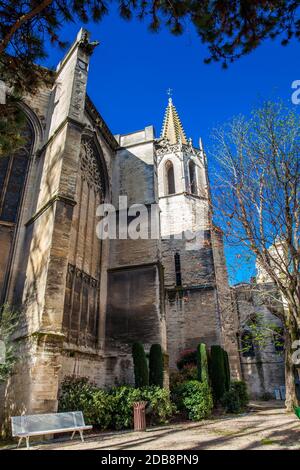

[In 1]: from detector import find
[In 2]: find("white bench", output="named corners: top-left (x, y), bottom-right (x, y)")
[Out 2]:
top-left (11, 411), bottom-right (92, 449)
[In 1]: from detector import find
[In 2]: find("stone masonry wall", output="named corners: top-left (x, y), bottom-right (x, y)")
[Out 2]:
top-left (233, 283), bottom-right (285, 398)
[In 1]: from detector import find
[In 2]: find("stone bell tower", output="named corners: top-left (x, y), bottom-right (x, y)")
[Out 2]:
top-left (157, 97), bottom-right (210, 241)
top-left (156, 97), bottom-right (241, 377)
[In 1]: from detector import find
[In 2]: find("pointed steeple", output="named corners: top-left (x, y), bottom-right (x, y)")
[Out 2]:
top-left (161, 98), bottom-right (187, 145)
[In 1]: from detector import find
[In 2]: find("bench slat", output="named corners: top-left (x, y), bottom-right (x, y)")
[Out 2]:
top-left (11, 411), bottom-right (90, 437)
top-left (14, 425), bottom-right (93, 437)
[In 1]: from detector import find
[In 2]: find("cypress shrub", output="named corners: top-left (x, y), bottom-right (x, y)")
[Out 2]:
top-left (149, 344), bottom-right (164, 387)
top-left (196, 343), bottom-right (209, 383)
top-left (210, 345), bottom-right (226, 401)
top-left (223, 350), bottom-right (231, 392)
top-left (132, 342), bottom-right (149, 388)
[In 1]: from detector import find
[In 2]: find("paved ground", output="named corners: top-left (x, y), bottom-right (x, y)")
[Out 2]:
top-left (6, 401), bottom-right (300, 450)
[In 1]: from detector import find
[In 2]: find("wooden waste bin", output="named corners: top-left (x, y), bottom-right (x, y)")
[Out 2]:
top-left (133, 401), bottom-right (147, 431)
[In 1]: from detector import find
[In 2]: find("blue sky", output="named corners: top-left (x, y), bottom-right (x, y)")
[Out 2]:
top-left (44, 9), bottom-right (300, 283)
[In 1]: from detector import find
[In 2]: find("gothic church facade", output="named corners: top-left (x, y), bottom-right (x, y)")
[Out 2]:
top-left (0, 29), bottom-right (245, 421)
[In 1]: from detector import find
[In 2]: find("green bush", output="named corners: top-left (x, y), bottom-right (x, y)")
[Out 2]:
top-left (172, 380), bottom-right (213, 421)
top-left (223, 350), bottom-right (231, 392)
top-left (58, 376), bottom-right (114, 429)
top-left (132, 342), bottom-right (149, 388)
top-left (149, 344), bottom-right (164, 387)
top-left (110, 385), bottom-right (142, 430)
top-left (221, 381), bottom-right (249, 414)
top-left (110, 385), bottom-right (175, 429)
top-left (197, 343), bottom-right (209, 383)
top-left (231, 381), bottom-right (249, 408)
top-left (210, 345), bottom-right (226, 401)
top-left (59, 377), bottom-right (175, 431)
top-left (91, 389), bottom-right (116, 428)
top-left (221, 388), bottom-right (241, 414)
top-left (170, 365), bottom-right (198, 391)
top-left (140, 386), bottom-right (176, 426)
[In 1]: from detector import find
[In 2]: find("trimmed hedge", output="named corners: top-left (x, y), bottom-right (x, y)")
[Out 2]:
top-left (149, 344), bottom-right (164, 387)
top-left (210, 345), bottom-right (226, 401)
top-left (223, 350), bottom-right (231, 392)
top-left (197, 343), bottom-right (209, 383)
top-left (132, 342), bottom-right (149, 388)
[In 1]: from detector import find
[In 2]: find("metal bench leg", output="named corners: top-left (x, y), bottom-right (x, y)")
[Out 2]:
top-left (26, 436), bottom-right (30, 449)
top-left (79, 430), bottom-right (84, 442)
top-left (71, 431), bottom-right (76, 440)
top-left (17, 437), bottom-right (23, 448)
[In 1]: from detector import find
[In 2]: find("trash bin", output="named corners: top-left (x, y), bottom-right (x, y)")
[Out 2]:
top-left (133, 401), bottom-right (147, 431)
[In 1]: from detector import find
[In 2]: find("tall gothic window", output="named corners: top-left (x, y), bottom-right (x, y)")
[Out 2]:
top-left (0, 117), bottom-right (33, 302)
top-left (174, 252), bottom-right (182, 287)
top-left (0, 123), bottom-right (32, 223)
top-left (166, 161), bottom-right (175, 195)
top-left (189, 160), bottom-right (197, 195)
top-left (63, 139), bottom-right (107, 347)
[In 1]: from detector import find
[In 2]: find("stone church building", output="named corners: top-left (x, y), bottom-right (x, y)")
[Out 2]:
top-left (0, 29), bottom-right (284, 423)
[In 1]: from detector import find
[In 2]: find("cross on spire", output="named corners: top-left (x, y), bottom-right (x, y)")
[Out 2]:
top-left (167, 88), bottom-right (173, 104)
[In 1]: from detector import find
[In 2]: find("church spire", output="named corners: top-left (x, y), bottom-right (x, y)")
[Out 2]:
top-left (161, 97), bottom-right (187, 145)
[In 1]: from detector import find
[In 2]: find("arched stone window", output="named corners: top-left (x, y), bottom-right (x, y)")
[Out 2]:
top-left (189, 160), bottom-right (197, 195)
top-left (0, 122), bottom-right (32, 223)
top-left (241, 330), bottom-right (255, 357)
top-left (0, 117), bottom-right (33, 301)
top-left (166, 161), bottom-right (175, 195)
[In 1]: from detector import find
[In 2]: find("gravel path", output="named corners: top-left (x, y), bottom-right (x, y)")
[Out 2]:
top-left (12, 401), bottom-right (300, 451)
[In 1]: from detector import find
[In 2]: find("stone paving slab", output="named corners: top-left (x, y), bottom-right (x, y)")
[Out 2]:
top-left (8, 402), bottom-right (300, 451)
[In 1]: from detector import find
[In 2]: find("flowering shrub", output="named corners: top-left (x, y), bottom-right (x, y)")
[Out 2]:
top-left (170, 365), bottom-right (198, 390)
top-left (176, 349), bottom-right (197, 370)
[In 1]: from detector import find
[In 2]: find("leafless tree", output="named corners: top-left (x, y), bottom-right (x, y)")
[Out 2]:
top-left (211, 101), bottom-right (300, 410)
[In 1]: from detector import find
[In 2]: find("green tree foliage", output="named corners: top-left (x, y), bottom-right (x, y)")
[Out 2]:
top-left (149, 343), bottom-right (164, 388)
top-left (132, 342), bottom-right (149, 388)
top-left (1, 1), bottom-right (299, 94)
top-left (1, 2), bottom-right (299, 153)
top-left (196, 343), bottom-right (209, 383)
top-left (0, 95), bottom-right (27, 156)
top-left (0, 303), bottom-right (19, 382)
top-left (210, 345), bottom-right (226, 401)
top-left (223, 350), bottom-right (231, 392)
